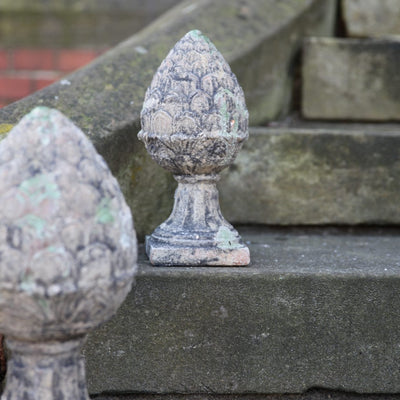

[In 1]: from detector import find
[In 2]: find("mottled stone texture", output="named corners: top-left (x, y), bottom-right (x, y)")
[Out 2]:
top-left (302, 37), bottom-right (400, 120)
top-left (80, 393), bottom-right (400, 400)
top-left (5, 339), bottom-right (88, 400)
top-left (219, 126), bottom-right (400, 225)
top-left (343, 0), bottom-right (400, 37)
top-left (85, 226), bottom-right (400, 394)
top-left (0, 107), bottom-right (137, 400)
top-left (139, 30), bottom-right (249, 266)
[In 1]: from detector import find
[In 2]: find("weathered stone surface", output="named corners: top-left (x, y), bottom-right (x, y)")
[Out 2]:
top-left (0, 0), bottom-right (336, 238)
top-left (85, 226), bottom-right (400, 394)
top-left (343, 0), bottom-right (400, 37)
top-left (139, 30), bottom-right (249, 175)
top-left (219, 126), bottom-right (400, 225)
top-left (5, 339), bottom-right (89, 400)
top-left (302, 37), bottom-right (400, 120)
top-left (91, 391), bottom-right (400, 400)
top-left (139, 30), bottom-right (249, 266)
top-left (145, 176), bottom-right (250, 266)
top-left (0, 107), bottom-right (137, 399)
top-left (0, 107), bottom-right (137, 339)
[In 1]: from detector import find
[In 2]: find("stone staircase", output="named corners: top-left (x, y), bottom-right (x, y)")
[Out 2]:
top-left (0, 0), bottom-right (400, 399)
top-left (217, 0), bottom-right (400, 229)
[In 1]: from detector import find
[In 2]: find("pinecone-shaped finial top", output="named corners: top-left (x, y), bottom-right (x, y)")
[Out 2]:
top-left (0, 107), bottom-right (137, 341)
top-left (139, 30), bottom-right (249, 175)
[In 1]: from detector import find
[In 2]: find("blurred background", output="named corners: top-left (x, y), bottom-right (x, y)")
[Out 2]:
top-left (0, 0), bottom-right (180, 108)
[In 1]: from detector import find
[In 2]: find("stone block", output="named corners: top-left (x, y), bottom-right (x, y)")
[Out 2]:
top-left (91, 392), bottom-right (400, 400)
top-left (302, 37), bottom-right (400, 120)
top-left (84, 226), bottom-right (400, 394)
top-left (219, 125), bottom-right (400, 225)
top-left (343, 0), bottom-right (400, 37)
top-left (90, 393), bottom-right (400, 400)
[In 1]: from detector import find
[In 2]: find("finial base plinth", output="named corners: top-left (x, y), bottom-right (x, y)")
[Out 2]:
top-left (145, 175), bottom-right (250, 266)
top-left (146, 235), bottom-right (250, 266)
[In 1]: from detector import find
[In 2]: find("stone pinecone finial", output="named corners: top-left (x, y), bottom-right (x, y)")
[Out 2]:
top-left (139, 29), bottom-right (249, 175)
top-left (0, 106), bottom-right (137, 400)
top-left (139, 30), bottom-right (250, 266)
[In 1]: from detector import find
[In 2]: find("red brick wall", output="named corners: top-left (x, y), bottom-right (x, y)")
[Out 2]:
top-left (0, 48), bottom-right (102, 108)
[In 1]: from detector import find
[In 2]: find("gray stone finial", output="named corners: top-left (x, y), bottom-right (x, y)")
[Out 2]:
top-left (0, 107), bottom-right (137, 400)
top-left (138, 30), bottom-right (250, 266)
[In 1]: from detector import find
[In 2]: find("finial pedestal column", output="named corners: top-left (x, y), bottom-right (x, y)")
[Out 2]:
top-left (146, 174), bottom-right (249, 265)
top-left (3, 338), bottom-right (88, 400)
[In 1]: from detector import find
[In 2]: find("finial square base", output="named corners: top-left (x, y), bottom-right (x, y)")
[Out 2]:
top-left (146, 236), bottom-right (250, 266)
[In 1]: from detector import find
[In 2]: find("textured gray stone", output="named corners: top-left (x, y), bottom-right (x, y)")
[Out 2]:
top-left (302, 37), bottom-right (400, 120)
top-left (0, 107), bottom-right (137, 400)
top-left (139, 30), bottom-right (249, 266)
top-left (219, 126), bottom-right (400, 225)
top-left (93, 392), bottom-right (400, 400)
top-left (0, 0), bottom-right (336, 238)
top-left (84, 226), bottom-right (400, 394)
top-left (343, 0), bottom-right (400, 37)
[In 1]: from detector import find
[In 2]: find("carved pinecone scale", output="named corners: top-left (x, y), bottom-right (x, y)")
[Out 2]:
top-left (139, 29), bottom-right (249, 175)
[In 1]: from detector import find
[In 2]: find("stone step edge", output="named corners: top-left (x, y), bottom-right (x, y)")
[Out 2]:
top-left (219, 125), bottom-right (400, 226)
top-left (84, 226), bottom-right (400, 395)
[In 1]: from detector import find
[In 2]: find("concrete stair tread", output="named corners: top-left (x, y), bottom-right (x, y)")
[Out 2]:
top-left (85, 226), bottom-right (400, 395)
top-left (137, 226), bottom-right (400, 276)
top-left (269, 115), bottom-right (400, 134)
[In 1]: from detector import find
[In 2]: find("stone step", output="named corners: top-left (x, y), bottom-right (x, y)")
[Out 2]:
top-left (84, 226), bottom-right (400, 395)
top-left (88, 391), bottom-right (400, 400)
top-left (218, 124), bottom-right (400, 226)
top-left (343, 0), bottom-right (400, 38)
top-left (301, 37), bottom-right (400, 120)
